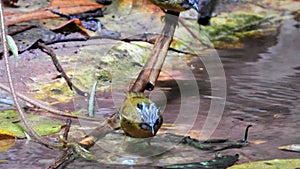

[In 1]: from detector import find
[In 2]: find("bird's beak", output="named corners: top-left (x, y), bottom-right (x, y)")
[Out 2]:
top-left (151, 125), bottom-right (155, 135)
top-left (192, 4), bottom-right (200, 13)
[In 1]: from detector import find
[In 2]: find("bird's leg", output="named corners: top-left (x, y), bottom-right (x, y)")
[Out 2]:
top-left (121, 135), bottom-right (127, 147)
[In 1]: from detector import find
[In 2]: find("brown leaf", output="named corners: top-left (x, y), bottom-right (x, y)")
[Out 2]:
top-left (278, 144), bottom-right (300, 152)
top-left (0, 139), bottom-right (15, 153)
top-left (52, 18), bottom-right (91, 37)
top-left (5, 0), bottom-right (104, 26)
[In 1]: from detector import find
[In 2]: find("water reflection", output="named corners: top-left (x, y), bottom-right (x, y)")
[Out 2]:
top-left (1, 18), bottom-right (299, 169)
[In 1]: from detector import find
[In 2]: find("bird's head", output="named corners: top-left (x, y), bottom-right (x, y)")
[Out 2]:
top-left (136, 102), bottom-right (160, 135)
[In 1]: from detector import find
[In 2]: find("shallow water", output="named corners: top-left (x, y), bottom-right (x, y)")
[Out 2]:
top-left (0, 17), bottom-right (299, 168)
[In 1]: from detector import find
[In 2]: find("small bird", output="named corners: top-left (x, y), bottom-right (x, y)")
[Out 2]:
top-left (119, 92), bottom-right (163, 138)
top-left (149, 0), bottom-right (239, 25)
top-left (149, 0), bottom-right (200, 13)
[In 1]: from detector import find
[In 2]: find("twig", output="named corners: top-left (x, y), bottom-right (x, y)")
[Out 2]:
top-left (241, 124), bottom-right (252, 143)
top-left (0, 2), bottom-right (62, 149)
top-left (63, 119), bottom-right (72, 141)
top-left (47, 147), bottom-right (76, 169)
top-left (130, 11), bottom-right (180, 92)
top-left (178, 18), bottom-right (213, 48)
top-left (0, 82), bottom-right (97, 121)
top-left (37, 41), bottom-right (88, 96)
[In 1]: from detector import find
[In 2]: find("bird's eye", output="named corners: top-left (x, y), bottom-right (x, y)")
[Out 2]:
top-left (140, 123), bottom-right (149, 130)
top-left (137, 103), bottom-right (143, 110)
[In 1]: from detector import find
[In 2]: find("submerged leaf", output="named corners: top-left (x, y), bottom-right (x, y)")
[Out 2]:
top-left (162, 154), bottom-right (239, 169)
top-left (88, 80), bottom-right (99, 117)
top-left (278, 144), bottom-right (300, 152)
top-left (0, 129), bottom-right (15, 152)
top-left (0, 110), bottom-right (63, 138)
top-left (201, 12), bottom-right (280, 48)
top-left (0, 139), bottom-right (15, 153)
top-left (0, 129), bottom-right (16, 140)
top-left (229, 159), bottom-right (300, 169)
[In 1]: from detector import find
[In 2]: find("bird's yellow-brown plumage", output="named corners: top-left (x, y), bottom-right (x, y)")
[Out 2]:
top-left (149, 0), bottom-right (200, 13)
top-left (120, 92), bottom-right (163, 138)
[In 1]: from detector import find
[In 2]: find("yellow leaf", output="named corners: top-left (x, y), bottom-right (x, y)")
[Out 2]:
top-left (0, 129), bottom-right (16, 140)
top-left (229, 159), bottom-right (300, 169)
top-left (0, 129), bottom-right (15, 152)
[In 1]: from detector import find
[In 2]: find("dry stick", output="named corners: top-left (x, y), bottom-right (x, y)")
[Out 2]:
top-left (178, 18), bottom-right (213, 49)
top-left (130, 11), bottom-right (180, 92)
top-left (37, 41), bottom-right (87, 96)
top-left (63, 119), bottom-right (72, 141)
top-left (0, 2), bottom-right (62, 149)
top-left (47, 147), bottom-right (75, 169)
top-left (0, 83), bottom-right (97, 121)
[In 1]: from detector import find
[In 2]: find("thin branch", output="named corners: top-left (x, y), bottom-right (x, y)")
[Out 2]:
top-left (0, 83), bottom-right (98, 121)
top-left (178, 18), bottom-right (213, 48)
top-left (37, 41), bottom-right (88, 96)
top-left (0, 2), bottom-right (62, 148)
top-left (63, 119), bottom-right (72, 141)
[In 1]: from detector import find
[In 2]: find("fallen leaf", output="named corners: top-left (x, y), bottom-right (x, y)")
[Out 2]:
top-left (0, 139), bottom-right (15, 152)
top-left (0, 129), bottom-right (16, 140)
top-left (278, 144), bottom-right (300, 152)
top-left (229, 159), bottom-right (300, 169)
top-left (0, 110), bottom-right (63, 138)
top-left (52, 18), bottom-right (91, 37)
top-left (0, 129), bottom-right (15, 152)
top-left (5, 0), bottom-right (104, 26)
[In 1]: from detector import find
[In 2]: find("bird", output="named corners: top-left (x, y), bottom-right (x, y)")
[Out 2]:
top-left (197, 0), bottom-right (214, 25)
top-left (119, 92), bottom-right (163, 138)
top-left (149, 0), bottom-right (239, 25)
top-left (149, 0), bottom-right (212, 25)
top-left (149, 0), bottom-right (201, 13)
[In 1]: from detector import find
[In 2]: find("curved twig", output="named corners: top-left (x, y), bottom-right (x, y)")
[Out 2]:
top-left (0, 83), bottom-right (98, 121)
top-left (0, 2), bottom-right (62, 149)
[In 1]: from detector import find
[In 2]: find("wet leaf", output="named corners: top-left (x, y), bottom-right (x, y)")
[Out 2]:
top-left (0, 129), bottom-right (16, 152)
top-left (229, 159), bottom-right (300, 169)
top-left (201, 12), bottom-right (280, 48)
top-left (88, 80), bottom-right (99, 117)
top-left (161, 154), bottom-right (239, 169)
top-left (0, 110), bottom-right (63, 138)
top-left (52, 18), bottom-right (91, 37)
top-left (11, 27), bottom-right (57, 52)
top-left (278, 144), bottom-right (300, 152)
top-left (0, 129), bottom-right (16, 140)
top-left (0, 139), bottom-right (15, 153)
